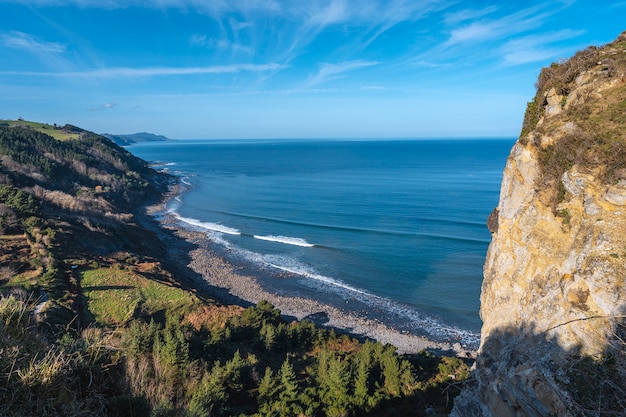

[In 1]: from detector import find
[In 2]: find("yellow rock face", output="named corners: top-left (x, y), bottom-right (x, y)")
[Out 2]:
top-left (482, 147), bottom-right (626, 355)
top-left (452, 31), bottom-right (626, 417)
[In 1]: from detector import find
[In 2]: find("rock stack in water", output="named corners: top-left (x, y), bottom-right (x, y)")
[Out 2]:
top-left (452, 31), bottom-right (626, 416)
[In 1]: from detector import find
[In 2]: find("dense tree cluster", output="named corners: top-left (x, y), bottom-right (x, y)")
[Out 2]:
top-left (0, 126), bottom-right (158, 210)
top-left (0, 295), bottom-right (469, 417)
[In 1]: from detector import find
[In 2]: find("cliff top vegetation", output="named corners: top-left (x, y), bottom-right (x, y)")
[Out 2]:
top-left (519, 31), bottom-right (626, 205)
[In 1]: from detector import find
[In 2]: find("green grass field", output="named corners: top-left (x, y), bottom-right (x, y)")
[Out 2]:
top-left (81, 268), bottom-right (201, 325)
top-left (0, 119), bottom-right (81, 141)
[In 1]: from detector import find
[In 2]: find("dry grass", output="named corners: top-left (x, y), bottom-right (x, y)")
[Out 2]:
top-left (521, 33), bottom-right (626, 206)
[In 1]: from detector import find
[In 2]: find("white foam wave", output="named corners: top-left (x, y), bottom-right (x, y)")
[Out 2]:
top-left (253, 235), bottom-right (314, 247)
top-left (265, 261), bottom-right (369, 295)
top-left (176, 215), bottom-right (241, 235)
top-left (172, 213), bottom-right (479, 347)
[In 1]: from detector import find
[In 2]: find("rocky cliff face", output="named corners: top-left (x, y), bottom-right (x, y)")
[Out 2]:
top-left (452, 31), bottom-right (626, 416)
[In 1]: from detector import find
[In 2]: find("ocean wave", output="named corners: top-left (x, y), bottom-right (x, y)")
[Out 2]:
top-left (203, 209), bottom-right (488, 244)
top-left (264, 260), bottom-right (368, 295)
top-left (301, 276), bottom-right (480, 347)
top-left (194, 227), bottom-right (479, 348)
top-left (176, 215), bottom-right (241, 235)
top-left (253, 235), bottom-right (315, 247)
top-left (242, 252), bottom-right (479, 346)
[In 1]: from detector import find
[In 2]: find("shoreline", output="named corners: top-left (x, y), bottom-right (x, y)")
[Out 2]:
top-left (144, 184), bottom-right (476, 358)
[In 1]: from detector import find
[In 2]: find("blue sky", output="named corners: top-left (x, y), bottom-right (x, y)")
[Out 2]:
top-left (0, 1), bottom-right (623, 139)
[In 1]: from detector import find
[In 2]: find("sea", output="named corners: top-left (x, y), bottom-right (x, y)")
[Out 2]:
top-left (127, 138), bottom-right (514, 348)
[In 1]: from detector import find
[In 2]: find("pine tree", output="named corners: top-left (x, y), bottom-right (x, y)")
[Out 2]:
top-left (353, 356), bottom-right (371, 408)
top-left (258, 367), bottom-right (278, 406)
top-left (317, 351), bottom-right (352, 417)
top-left (188, 364), bottom-right (228, 417)
top-left (276, 358), bottom-right (303, 417)
top-left (381, 346), bottom-right (401, 397)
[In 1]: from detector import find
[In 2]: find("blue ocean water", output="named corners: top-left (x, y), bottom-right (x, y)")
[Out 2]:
top-left (128, 139), bottom-right (513, 346)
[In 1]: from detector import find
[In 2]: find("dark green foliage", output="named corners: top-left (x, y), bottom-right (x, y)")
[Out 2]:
top-left (0, 125), bottom-right (158, 210)
top-left (240, 299), bottom-right (282, 328)
top-left (115, 300), bottom-right (470, 416)
top-left (318, 351), bottom-right (352, 416)
top-left (123, 320), bottom-right (161, 358)
top-left (520, 96), bottom-right (542, 139)
top-left (0, 185), bottom-right (40, 216)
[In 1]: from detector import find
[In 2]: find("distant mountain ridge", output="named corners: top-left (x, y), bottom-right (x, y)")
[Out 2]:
top-left (102, 131), bottom-right (171, 146)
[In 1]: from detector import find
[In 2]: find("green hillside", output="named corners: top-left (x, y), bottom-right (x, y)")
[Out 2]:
top-left (0, 119), bottom-right (83, 141)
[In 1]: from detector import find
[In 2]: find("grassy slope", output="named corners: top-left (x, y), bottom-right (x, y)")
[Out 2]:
top-left (81, 267), bottom-right (201, 325)
top-left (0, 119), bottom-right (81, 141)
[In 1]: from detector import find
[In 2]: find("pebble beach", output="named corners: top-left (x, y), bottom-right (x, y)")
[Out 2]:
top-left (146, 187), bottom-right (476, 357)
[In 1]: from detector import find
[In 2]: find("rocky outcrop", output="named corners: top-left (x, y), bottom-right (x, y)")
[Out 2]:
top-left (452, 31), bottom-right (626, 416)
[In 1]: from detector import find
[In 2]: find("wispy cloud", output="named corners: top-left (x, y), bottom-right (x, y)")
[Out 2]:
top-left (445, 8), bottom-right (548, 46)
top-left (295, 0), bottom-right (453, 51)
top-left (501, 29), bottom-right (586, 65)
top-left (5, 1), bottom-right (455, 71)
top-left (443, 6), bottom-right (498, 25)
top-left (412, 60), bottom-right (451, 69)
top-left (87, 102), bottom-right (117, 111)
top-left (1, 30), bottom-right (66, 53)
top-left (407, 2), bottom-right (578, 68)
top-left (0, 63), bottom-right (287, 78)
top-left (189, 34), bottom-right (252, 54)
top-left (305, 60), bottom-right (378, 86)
top-left (2, 0), bottom-right (273, 13)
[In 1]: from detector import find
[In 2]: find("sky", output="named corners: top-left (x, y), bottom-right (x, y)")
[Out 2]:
top-left (0, 1), bottom-right (624, 139)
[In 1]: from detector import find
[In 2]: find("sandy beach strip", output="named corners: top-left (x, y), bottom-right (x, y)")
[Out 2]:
top-left (144, 186), bottom-right (476, 358)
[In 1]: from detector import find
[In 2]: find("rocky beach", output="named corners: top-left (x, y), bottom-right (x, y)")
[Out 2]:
top-left (145, 185), bottom-right (476, 357)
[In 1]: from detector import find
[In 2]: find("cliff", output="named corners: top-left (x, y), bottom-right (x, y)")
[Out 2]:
top-left (452, 31), bottom-right (626, 416)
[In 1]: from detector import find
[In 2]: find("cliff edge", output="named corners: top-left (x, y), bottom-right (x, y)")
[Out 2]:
top-left (452, 31), bottom-right (626, 416)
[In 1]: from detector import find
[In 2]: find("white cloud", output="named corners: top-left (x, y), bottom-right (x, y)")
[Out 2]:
top-left (501, 29), bottom-right (586, 65)
top-left (188, 34), bottom-right (208, 45)
top-left (412, 60), bottom-right (451, 69)
top-left (87, 102), bottom-right (117, 111)
top-left (305, 60), bottom-right (378, 86)
top-left (1, 31), bottom-right (66, 53)
top-left (445, 5), bottom-right (551, 45)
top-left (0, 63), bottom-right (287, 78)
top-left (443, 6), bottom-right (498, 25)
top-left (188, 34), bottom-right (252, 54)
